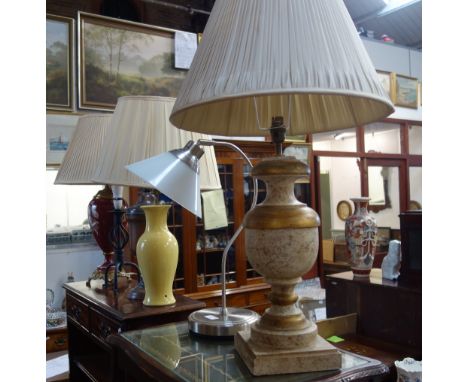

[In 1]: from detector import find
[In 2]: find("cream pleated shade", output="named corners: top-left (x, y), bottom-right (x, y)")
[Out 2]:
top-left (170, 0), bottom-right (394, 136)
top-left (92, 96), bottom-right (221, 190)
top-left (55, 114), bottom-right (112, 185)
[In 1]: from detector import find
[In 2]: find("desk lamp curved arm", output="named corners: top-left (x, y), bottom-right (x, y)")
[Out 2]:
top-left (197, 139), bottom-right (259, 320)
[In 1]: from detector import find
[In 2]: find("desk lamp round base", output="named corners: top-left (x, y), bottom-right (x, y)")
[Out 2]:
top-left (188, 307), bottom-right (260, 337)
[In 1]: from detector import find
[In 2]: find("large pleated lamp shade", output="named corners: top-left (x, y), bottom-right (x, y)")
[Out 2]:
top-left (93, 96), bottom-right (220, 189)
top-left (54, 113), bottom-right (118, 276)
top-left (170, 0), bottom-right (394, 136)
top-left (54, 114), bottom-right (113, 185)
top-left (92, 96), bottom-right (221, 215)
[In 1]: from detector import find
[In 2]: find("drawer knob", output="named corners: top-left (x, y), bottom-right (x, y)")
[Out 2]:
top-left (54, 338), bottom-right (67, 346)
top-left (98, 321), bottom-right (113, 339)
top-left (70, 305), bottom-right (82, 320)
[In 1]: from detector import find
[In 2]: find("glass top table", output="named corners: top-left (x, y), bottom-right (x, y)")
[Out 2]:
top-left (119, 321), bottom-right (387, 381)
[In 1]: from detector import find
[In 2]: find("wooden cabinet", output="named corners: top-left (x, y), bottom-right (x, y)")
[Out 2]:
top-left (64, 280), bottom-right (205, 382)
top-left (128, 141), bottom-right (318, 310)
top-left (399, 210), bottom-right (422, 285)
top-left (325, 269), bottom-right (421, 356)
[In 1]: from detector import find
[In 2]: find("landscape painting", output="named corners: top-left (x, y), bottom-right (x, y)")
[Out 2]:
top-left (78, 13), bottom-right (186, 110)
top-left (391, 73), bottom-right (419, 109)
top-left (47, 15), bottom-right (73, 110)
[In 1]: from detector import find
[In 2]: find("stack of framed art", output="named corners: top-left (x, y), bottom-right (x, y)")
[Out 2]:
top-left (46, 11), bottom-right (196, 165)
top-left (47, 12), bottom-right (190, 112)
top-left (376, 70), bottom-right (421, 109)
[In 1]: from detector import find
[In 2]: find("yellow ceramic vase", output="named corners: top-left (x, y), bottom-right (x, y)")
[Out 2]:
top-left (137, 205), bottom-right (178, 306)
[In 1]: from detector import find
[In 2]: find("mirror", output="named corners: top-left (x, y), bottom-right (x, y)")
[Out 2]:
top-left (368, 166), bottom-right (391, 212)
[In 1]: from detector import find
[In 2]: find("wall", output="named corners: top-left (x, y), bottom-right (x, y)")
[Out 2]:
top-left (362, 38), bottom-right (421, 80)
top-left (47, 245), bottom-right (102, 308)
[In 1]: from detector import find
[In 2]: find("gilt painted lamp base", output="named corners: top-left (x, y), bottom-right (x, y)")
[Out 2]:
top-left (235, 328), bottom-right (341, 376)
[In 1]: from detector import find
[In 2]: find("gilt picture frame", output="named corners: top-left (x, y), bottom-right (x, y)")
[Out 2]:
top-left (47, 14), bottom-right (74, 111)
top-left (391, 73), bottom-right (419, 109)
top-left (376, 70), bottom-right (392, 98)
top-left (283, 143), bottom-right (311, 183)
top-left (283, 142), bottom-right (310, 165)
top-left (78, 12), bottom-right (186, 110)
top-left (337, 200), bottom-right (352, 221)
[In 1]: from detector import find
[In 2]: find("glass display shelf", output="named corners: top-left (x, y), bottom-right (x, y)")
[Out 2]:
top-left (120, 321), bottom-right (387, 381)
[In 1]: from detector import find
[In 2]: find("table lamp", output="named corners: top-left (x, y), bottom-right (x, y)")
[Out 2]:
top-left (92, 96), bottom-right (220, 299)
top-left (54, 114), bottom-right (122, 283)
top-left (168, 0), bottom-right (394, 375)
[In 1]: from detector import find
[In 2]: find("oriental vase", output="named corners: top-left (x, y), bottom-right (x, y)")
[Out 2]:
top-left (345, 197), bottom-right (377, 277)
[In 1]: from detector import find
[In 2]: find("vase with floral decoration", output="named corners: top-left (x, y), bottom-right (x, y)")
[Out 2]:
top-left (345, 197), bottom-right (377, 277)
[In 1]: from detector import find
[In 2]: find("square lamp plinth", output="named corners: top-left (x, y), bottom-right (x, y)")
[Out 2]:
top-left (235, 328), bottom-right (341, 376)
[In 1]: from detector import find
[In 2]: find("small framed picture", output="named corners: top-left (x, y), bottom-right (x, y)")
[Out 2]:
top-left (283, 143), bottom-right (310, 165)
top-left (391, 73), bottom-right (419, 109)
top-left (285, 134), bottom-right (307, 143)
top-left (418, 82), bottom-right (422, 106)
top-left (283, 143), bottom-right (310, 183)
top-left (376, 70), bottom-right (392, 98)
top-left (47, 14), bottom-right (74, 110)
top-left (46, 113), bottom-right (82, 165)
top-left (336, 200), bottom-right (352, 221)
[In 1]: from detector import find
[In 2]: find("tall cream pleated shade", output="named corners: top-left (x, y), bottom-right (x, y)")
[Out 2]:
top-left (170, 0), bottom-right (394, 136)
top-left (55, 114), bottom-right (112, 185)
top-left (92, 96), bottom-right (221, 190)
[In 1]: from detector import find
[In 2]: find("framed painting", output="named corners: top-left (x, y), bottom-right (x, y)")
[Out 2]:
top-left (283, 143), bottom-right (311, 183)
top-left (46, 113), bottom-right (82, 165)
top-left (391, 73), bottom-right (419, 109)
top-left (283, 142), bottom-right (310, 164)
top-left (46, 14), bottom-right (74, 110)
top-left (285, 134), bottom-right (307, 143)
top-left (418, 82), bottom-right (422, 106)
top-left (78, 12), bottom-right (186, 110)
top-left (376, 70), bottom-right (392, 98)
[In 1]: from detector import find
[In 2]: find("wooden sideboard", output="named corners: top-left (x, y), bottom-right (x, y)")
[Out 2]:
top-left (64, 280), bottom-right (205, 382)
top-left (325, 269), bottom-right (421, 357)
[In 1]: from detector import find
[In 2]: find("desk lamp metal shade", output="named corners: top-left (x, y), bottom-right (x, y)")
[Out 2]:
top-left (167, 0), bottom-right (395, 375)
top-left (54, 114), bottom-right (118, 280)
top-left (125, 142), bottom-right (203, 218)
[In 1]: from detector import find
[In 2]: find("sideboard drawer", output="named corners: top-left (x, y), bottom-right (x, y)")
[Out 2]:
top-left (66, 294), bottom-right (89, 329)
top-left (46, 328), bottom-right (68, 353)
top-left (90, 308), bottom-right (120, 341)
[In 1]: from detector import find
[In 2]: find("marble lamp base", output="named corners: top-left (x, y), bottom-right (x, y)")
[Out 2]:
top-left (235, 328), bottom-right (341, 376)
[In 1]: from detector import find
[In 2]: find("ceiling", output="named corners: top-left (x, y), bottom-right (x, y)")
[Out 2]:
top-left (344, 0), bottom-right (422, 50)
top-left (48, 0), bottom-right (421, 51)
top-left (146, 0), bottom-right (423, 51)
